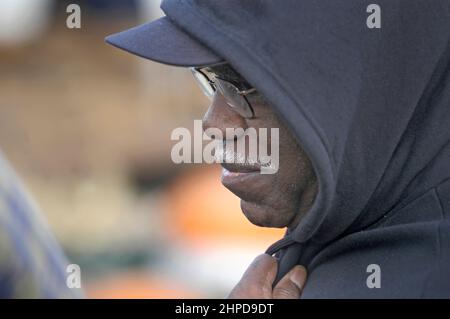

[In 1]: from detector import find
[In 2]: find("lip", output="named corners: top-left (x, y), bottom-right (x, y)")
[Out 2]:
top-left (220, 166), bottom-right (262, 194)
top-left (221, 162), bottom-right (260, 173)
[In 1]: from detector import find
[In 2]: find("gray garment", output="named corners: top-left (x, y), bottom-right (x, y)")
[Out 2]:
top-left (160, 0), bottom-right (450, 298)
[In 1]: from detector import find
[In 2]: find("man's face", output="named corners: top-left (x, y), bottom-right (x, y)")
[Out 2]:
top-left (201, 65), bottom-right (317, 229)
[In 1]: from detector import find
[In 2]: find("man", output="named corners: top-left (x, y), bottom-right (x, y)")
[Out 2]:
top-left (107, 0), bottom-right (450, 298)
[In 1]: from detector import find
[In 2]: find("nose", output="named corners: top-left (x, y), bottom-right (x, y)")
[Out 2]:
top-left (202, 93), bottom-right (248, 140)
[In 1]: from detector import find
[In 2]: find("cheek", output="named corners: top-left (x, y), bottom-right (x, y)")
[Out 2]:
top-left (250, 167), bottom-right (303, 214)
top-left (269, 171), bottom-right (303, 208)
top-left (278, 125), bottom-right (314, 184)
top-left (247, 103), bottom-right (313, 200)
top-left (269, 142), bottom-right (312, 205)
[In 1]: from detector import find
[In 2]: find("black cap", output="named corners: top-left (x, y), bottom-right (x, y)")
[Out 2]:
top-left (105, 16), bottom-right (223, 67)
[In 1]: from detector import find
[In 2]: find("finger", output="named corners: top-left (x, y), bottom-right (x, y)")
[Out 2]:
top-left (272, 265), bottom-right (307, 299)
top-left (228, 254), bottom-right (278, 298)
top-left (240, 254), bottom-right (278, 286)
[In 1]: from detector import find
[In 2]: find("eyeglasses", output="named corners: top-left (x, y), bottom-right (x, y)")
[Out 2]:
top-left (190, 67), bottom-right (256, 118)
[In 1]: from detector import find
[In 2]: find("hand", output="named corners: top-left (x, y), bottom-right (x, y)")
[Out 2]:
top-left (227, 254), bottom-right (307, 299)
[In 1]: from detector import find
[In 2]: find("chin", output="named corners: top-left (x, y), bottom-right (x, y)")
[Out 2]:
top-left (240, 200), bottom-right (290, 228)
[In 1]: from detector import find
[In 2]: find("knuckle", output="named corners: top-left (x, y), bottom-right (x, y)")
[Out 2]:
top-left (273, 285), bottom-right (299, 299)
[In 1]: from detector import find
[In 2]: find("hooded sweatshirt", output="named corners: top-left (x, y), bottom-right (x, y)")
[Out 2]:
top-left (159, 0), bottom-right (450, 298)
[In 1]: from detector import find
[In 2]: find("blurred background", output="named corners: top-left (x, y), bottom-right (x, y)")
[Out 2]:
top-left (0, 0), bottom-right (283, 298)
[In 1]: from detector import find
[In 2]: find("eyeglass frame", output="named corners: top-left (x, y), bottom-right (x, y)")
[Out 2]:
top-left (190, 66), bottom-right (257, 119)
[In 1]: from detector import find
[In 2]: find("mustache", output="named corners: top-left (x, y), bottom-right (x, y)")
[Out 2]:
top-left (214, 148), bottom-right (259, 166)
top-left (213, 144), bottom-right (274, 169)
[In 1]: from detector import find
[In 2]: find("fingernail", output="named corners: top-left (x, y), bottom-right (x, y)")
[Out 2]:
top-left (290, 266), bottom-right (306, 289)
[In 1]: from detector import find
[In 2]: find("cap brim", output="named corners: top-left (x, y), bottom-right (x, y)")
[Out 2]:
top-left (105, 16), bottom-right (223, 68)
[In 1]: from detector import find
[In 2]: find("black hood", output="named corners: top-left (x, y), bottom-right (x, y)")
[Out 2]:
top-left (161, 0), bottom-right (450, 297)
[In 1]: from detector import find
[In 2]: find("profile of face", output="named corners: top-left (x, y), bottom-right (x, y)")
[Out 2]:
top-left (199, 64), bottom-right (318, 229)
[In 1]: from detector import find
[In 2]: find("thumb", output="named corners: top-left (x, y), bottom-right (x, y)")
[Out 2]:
top-left (272, 265), bottom-right (307, 299)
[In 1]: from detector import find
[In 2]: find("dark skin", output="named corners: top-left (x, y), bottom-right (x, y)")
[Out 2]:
top-left (200, 65), bottom-right (318, 298)
top-left (202, 66), bottom-right (317, 230)
top-left (228, 254), bottom-right (307, 299)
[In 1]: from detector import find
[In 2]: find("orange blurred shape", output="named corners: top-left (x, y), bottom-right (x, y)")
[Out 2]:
top-left (166, 165), bottom-right (284, 247)
top-left (87, 271), bottom-right (201, 299)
